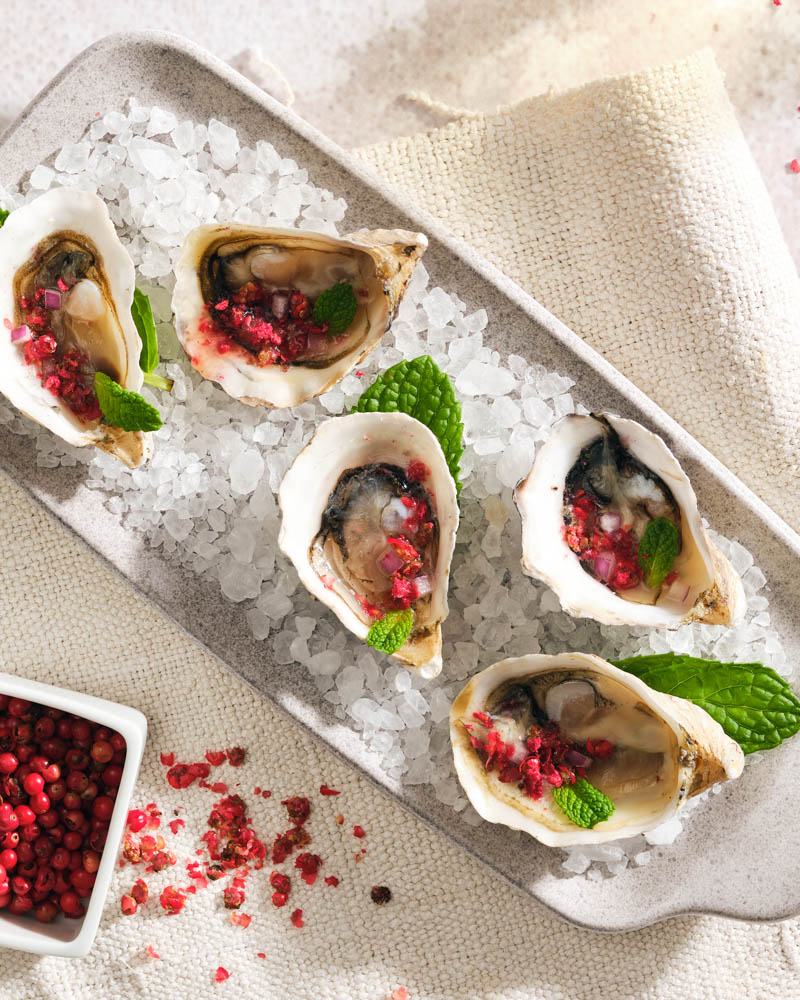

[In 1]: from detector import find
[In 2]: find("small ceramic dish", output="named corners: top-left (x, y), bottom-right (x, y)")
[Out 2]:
top-left (0, 673), bottom-right (146, 957)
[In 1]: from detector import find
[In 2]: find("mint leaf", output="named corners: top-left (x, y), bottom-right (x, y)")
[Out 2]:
top-left (366, 609), bottom-right (413, 656)
top-left (94, 372), bottom-right (162, 432)
top-left (613, 653), bottom-right (800, 754)
top-left (312, 282), bottom-right (358, 336)
top-left (552, 778), bottom-right (615, 829)
top-left (0, 208), bottom-right (9, 228)
top-left (131, 287), bottom-right (159, 374)
top-left (637, 517), bottom-right (680, 589)
top-left (353, 355), bottom-right (464, 494)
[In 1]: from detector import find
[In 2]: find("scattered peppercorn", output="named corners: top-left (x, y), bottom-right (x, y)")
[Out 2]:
top-left (371, 885), bottom-right (392, 905)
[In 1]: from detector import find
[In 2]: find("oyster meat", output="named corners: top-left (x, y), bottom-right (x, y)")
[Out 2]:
top-left (279, 411), bottom-right (458, 676)
top-left (450, 652), bottom-right (744, 846)
top-left (514, 413), bottom-right (745, 628)
top-left (172, 224), bottom-right (427, 408)
top-left (0, 188), bottom-right (151, 467)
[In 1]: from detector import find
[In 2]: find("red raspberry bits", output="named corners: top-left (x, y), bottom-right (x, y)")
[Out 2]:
top-left (290, 908), bottom-right (304, 928)
top-left (159, 752), bottom-right (175, 767)
top-left (319, 785), bottom-right (340, 796)
top-left (392, 989), bottom-right (409, 1000)
top-left (147, 946), bottom-right (160, 960)
top-left (791, 159), bottom-right (800, 174)
top-left (272, 891), bottom-right (289, 908)
top-left (214, 967), bottom-right (230, 983)
top-left (120, 894), bottom-right (137, 915)
top-left (257, 952), bottom-right (266, 960)
top-left (353, 825), bottom-right (366, 839)
top-left (205, 750), bottom-right (226, 766)
top-left (226, 747), bottom-right (245, 767)
top-left (324, 876), bottom-right (340, 887)
top-left (230, 911), bottom-right (252, 928)
top-left (168, 818), bottom-right (185, 835)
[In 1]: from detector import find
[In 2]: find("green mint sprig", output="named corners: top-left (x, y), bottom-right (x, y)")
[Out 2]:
top-left (313, 282), bottom-right (358, 337)
top-left (0, 208), bottom-right (9, 228)
top-left (94, 371), bottom-right (162, 433)
top-left (366, 609), bottom-right (414, 656)
top-left (552, 778), bottom-right (615, 829)
top-left (353, 355), bottom-right (464, 495)
top-left (613, 653), bottom-right (800, 755)
top-left (131, 287), bottom-right (173, 392)
top-left (637, 517), bottom-right (680, 589)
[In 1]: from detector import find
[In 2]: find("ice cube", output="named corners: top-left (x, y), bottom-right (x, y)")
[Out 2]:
top-left (422, 288), bottom-right (456, 326)
top-left (54, 143), bottom-right (91, 174)
top-left (146, 107), bottom-right (179, 137)
top-left (29, 165), bottom-right (55, 190)
top-left (207, 118), bottom-right (240, 170)
top-left (455, 361), bottom-right (517, 397)
top-left (229, 449), bottom-right (265, 495)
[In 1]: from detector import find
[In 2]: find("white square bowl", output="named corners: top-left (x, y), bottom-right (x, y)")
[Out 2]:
top-left (0, 672), bottom-right (146, 957)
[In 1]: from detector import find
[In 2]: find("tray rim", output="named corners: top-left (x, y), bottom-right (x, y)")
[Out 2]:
top-left (1, 28), bottom-right (799, 932)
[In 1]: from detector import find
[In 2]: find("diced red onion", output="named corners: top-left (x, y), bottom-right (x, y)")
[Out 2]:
top-left (304, 332), bottom-right (328, 356)
top-left (599, 511), bottom-right (621, 533)
top-left (564, 749), bottom-right (593, 768)
top-left (43, 288), bottom-right (62, 310)
top-left (414, 574), bottom-right (434, 597)
top-left (10, 324), bottom-right (31, 343)
top-left (378, 548), bottom-right (404, 575)
top-left (593, 553), bottom-right (616, 583)
top-left (271, 293), bottom-right (288, 320)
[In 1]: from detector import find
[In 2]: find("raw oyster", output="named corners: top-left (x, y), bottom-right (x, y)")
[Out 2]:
top-left (172, 224), bottom-right (427, 408)
top-left (514, 413), bottom-right (745, 628)
top-left (450, 652), bottom-right (744, 846)
top-left (279, 411), bottom-right (458, 676)
top-left (0, 188), bottom-right (151, 467)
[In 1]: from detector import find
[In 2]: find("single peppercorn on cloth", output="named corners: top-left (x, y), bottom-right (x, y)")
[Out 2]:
top-left (355, 47), bottom-right (800, 535)
top-left (2, 47), bottom-right (800, 1000)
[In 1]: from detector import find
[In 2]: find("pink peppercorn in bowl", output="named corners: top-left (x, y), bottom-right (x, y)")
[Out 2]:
top-left (0, 672), bottom-right (146, 957)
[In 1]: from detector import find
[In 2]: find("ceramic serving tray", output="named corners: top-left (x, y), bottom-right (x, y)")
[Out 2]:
top-left (0, 31), bottom-right (798, 932)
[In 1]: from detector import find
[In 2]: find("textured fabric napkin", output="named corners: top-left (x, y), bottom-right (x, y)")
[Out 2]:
top-left (2, 50), bottom-right (800, 1000)
top-left (356, 48), bottom-right (800, 534)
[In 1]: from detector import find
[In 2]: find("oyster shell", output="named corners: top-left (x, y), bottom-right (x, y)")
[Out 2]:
top-left (0, 188), bottom-right (151, 467)
top-left (278, 411), bottom-right (458, 676)
top-left (172, 224), bottom-right (426, 408)
top-left (450, 652), bottom-right (744, 846)
top-left (514, 413), bottom-right (745, 628)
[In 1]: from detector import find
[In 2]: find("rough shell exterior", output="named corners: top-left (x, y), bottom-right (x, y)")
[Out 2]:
top-left (513, 412), bottom-right (745, 628)
top-left (171, 223), bottom-right (427, 408)
top-left (450, 652), bottom-right (744, 847)
top-left (278, 411), bottom-right (458, 677)
top-left (0, 188), bottom-right (151, 468)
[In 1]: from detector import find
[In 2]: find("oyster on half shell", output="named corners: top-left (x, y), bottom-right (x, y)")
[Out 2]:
top-left (514, 413), bottom-right (745, 628)
top-left (0, 188), bottom-right (151, 467)
top-left (279, 411), bottom-right (459, 677)
top-left (450, 652), bottom-right (744, 846)
top-left (172, 224), bottom-right (426, 408)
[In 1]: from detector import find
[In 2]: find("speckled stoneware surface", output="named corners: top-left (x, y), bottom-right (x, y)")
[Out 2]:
top-left (1, 31), bottom-right (798, 932)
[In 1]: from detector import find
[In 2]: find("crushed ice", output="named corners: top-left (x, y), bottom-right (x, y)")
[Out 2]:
top-left (0, 102), bottom-right (789, 879)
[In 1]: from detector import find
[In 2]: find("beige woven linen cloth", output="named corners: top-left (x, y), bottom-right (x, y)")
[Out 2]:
top-left (2, 49), bottom-right (800, 1000)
